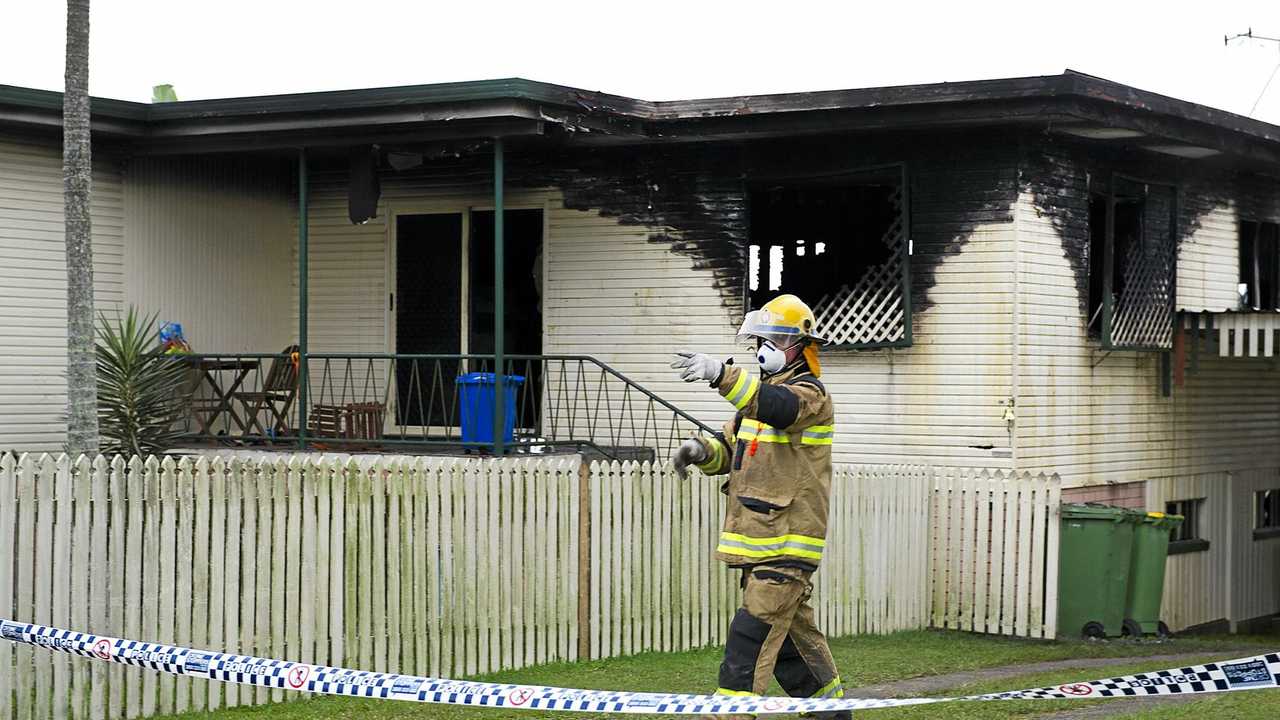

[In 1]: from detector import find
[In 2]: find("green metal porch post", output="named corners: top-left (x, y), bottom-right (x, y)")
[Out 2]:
top-left (493, 138), bottom-right (505, 455)
top-left (298, 148), bottom-right (309, 449)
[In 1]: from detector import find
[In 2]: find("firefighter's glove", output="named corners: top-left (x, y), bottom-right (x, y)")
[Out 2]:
top-left (671, 437), bottom-right (709, 480)
top-left (671, 352), bottom-right (724, 386)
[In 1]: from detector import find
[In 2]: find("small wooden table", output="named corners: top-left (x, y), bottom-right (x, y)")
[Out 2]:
top-left (188, 358), bottom-right (260, 437)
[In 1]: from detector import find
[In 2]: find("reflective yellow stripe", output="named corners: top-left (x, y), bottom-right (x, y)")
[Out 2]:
top-left (696, 438), bottom-right (726, 474)
top-left (725, 372), bottom-right (760, 410)
top-left (719, 532), bottom-right (826, 547)
top-left (717, 544), bottom-right (823, 561)
top-left (738, 419), bottom-right (790, 443)
top-left (813, 676), bottom-right (844, 698)
top-left (801, 425), bottom-right (835, 445)
top-left (714, 688), bottom-right (757, 697)
top-left (717, 531), bottom-right (826, 561)
top-left (738, 420), bottom-right (835, 445)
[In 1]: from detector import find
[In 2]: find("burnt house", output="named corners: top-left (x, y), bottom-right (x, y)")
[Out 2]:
top-left (0, 70), bottom-right (1277, 632)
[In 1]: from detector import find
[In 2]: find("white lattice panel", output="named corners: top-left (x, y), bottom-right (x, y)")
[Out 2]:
top-left (812, 187), bottom-right (907, 346)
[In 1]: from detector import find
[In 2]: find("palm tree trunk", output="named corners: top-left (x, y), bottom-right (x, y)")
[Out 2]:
top-left (64, 0), bottom-right (98, 456)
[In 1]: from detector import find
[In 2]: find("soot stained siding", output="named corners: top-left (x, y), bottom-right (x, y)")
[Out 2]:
top-left (516, 147), bottom-right (749, 309)
top-left (1237, 172), bottom-right (1280, 222)
top-left (517, 130), bottom-right (1023, 315)
top-left (1022, 132), bottom-right (1240, 316)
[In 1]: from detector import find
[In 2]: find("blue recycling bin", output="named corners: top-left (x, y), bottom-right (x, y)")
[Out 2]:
top-left (456, 372), bottom-right (525, 445)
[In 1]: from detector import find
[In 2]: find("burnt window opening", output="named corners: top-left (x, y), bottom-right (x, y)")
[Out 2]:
top-left (1087, 194), bottom-right (1108, 333)
top-left (1085, 177), bottom-right (1177, 350)
top-left (1239, 220), bottom-right (1280, 311)
top-left (747, 167), bottom-right (909, 348)
top-left (1086, 192), bottom-right (1144, 335)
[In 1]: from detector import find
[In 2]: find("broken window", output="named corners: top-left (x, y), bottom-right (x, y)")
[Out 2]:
top-left (1085, 176), bottom-right (1177, 350)
top-left (1238, 220), bottom-right (1280, 311)
top-left (747, 166), bottom-right (909, 347)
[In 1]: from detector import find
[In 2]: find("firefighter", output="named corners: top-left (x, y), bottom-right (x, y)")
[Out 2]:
top-left (670, 294), bottom-right (848, 720)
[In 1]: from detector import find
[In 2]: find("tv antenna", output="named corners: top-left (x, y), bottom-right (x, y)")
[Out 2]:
top-left (1225, 28), bottom-right (1280, 117)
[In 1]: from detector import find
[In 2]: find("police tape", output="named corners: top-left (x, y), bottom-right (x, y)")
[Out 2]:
top-left (2, 618), bottom-right (1278, 715)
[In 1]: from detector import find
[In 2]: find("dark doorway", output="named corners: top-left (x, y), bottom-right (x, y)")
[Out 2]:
top-left (395, 213), bottom-right (462, 427)
top-left (469, 209), bottom-right (544, 432)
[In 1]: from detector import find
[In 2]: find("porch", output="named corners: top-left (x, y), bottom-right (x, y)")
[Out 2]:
top-left (174, 352), bottom-right (709, 462)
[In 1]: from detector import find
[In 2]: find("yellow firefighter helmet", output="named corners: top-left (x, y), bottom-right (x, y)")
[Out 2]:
top-left (736, 294), bottom-right (824, 346)
top-left (736, 294), bottom-right (826, 376)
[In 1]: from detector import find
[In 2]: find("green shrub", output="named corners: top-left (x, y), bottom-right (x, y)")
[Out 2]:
top-left (96, 308), bottom-right (190, 456)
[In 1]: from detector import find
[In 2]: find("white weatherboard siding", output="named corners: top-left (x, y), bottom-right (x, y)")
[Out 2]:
top-left (1171, 346), bottom-right (1280, 474)
top-left (543, 202), bottom-right (749, 436)
top-left (1148, 467), bottom-right (1280, 632)
top-left (124, 156), bottom-right (294, 353)
top-left (1230, 467), bottom-right (1280, 625)
top-left (0, 135), bottom-right (123, 452)
top-left (1176, 200), bottom-right (1239, 313)
top-left (1012, 190), bottom-right (1175, 485)
top-left (1144, 472), bottom-right (1233, 631)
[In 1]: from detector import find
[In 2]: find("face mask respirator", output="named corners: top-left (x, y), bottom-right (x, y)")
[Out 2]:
top-left (756, 340), bottom-right (791, 375)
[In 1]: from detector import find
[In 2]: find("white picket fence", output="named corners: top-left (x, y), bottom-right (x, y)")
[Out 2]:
top-left (0, 454), bottom-right (1059, 720)
top-left (587, 464), bottom-right (936, 661)
top-left (931, 469), bottom-right (1062, 639)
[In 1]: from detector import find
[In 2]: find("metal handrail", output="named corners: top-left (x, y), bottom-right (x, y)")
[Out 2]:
top-left (174, 352), bottom-right (713, 461)
top-left (303, 353), bottom-right (714, 434)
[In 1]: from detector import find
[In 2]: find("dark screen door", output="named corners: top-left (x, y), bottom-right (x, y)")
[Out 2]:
top-left (395, 213), bottom-right (462, 427)
top-left (469, 209), bottom-right (544, 432)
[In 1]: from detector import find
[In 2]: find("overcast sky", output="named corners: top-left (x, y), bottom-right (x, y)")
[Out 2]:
top-left (4, 2), bottom-right (1280, 124)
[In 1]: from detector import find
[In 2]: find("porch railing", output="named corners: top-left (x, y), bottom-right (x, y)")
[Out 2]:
top-left (176, 353), bottom-right (713, 462)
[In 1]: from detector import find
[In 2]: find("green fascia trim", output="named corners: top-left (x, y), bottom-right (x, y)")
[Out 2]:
top-left (0, 83), bottom-right (148, 119)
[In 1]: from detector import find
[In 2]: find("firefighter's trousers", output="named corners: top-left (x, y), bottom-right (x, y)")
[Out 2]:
top-left (717, 565), bottom-right (844, 700)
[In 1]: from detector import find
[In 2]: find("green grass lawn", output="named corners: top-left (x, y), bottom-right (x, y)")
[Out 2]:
top-left (151, 631), bottom-right (1278, 719)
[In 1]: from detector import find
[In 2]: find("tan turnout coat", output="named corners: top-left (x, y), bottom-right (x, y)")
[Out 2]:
top-left (696, 360), bottom-right (835, 570)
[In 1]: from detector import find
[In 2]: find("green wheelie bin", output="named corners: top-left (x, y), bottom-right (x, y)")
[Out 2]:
top-left (1122, 511), bottom-right (1183, 637)
top-left (1057, 504), bottom-right (1140, 638)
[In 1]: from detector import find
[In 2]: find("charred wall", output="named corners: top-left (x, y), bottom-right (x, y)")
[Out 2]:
top-left (1021, 130), bottom-right (1280, 316)
top-left (514, 129), bottom-right (1022, 315)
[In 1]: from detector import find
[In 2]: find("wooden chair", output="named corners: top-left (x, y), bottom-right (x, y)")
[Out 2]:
top-left (235, 345), bottom-right (300, 437)
top-left (308, 404), bottom-right (344, 438)
top-left (184, 365), bottom-right (223, 437)
top-left (344, 402), bottom-right (386, 441)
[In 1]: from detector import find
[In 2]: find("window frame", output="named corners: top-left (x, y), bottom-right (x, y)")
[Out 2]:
top-left (1238, 219), bottom-right (1280, 311)
top-left (742, 162), bottom-right (913, 351)
top-left (1166, 497), bottom-right (1210, 555)
top-left (1094, 172), bottom-right (1180, 352)
top-left (1254, 487), bottom-right (1280, 541)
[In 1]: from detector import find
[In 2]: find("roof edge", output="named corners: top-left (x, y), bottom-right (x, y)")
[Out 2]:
top-left (1, 71), bottom-right (1277, 154)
